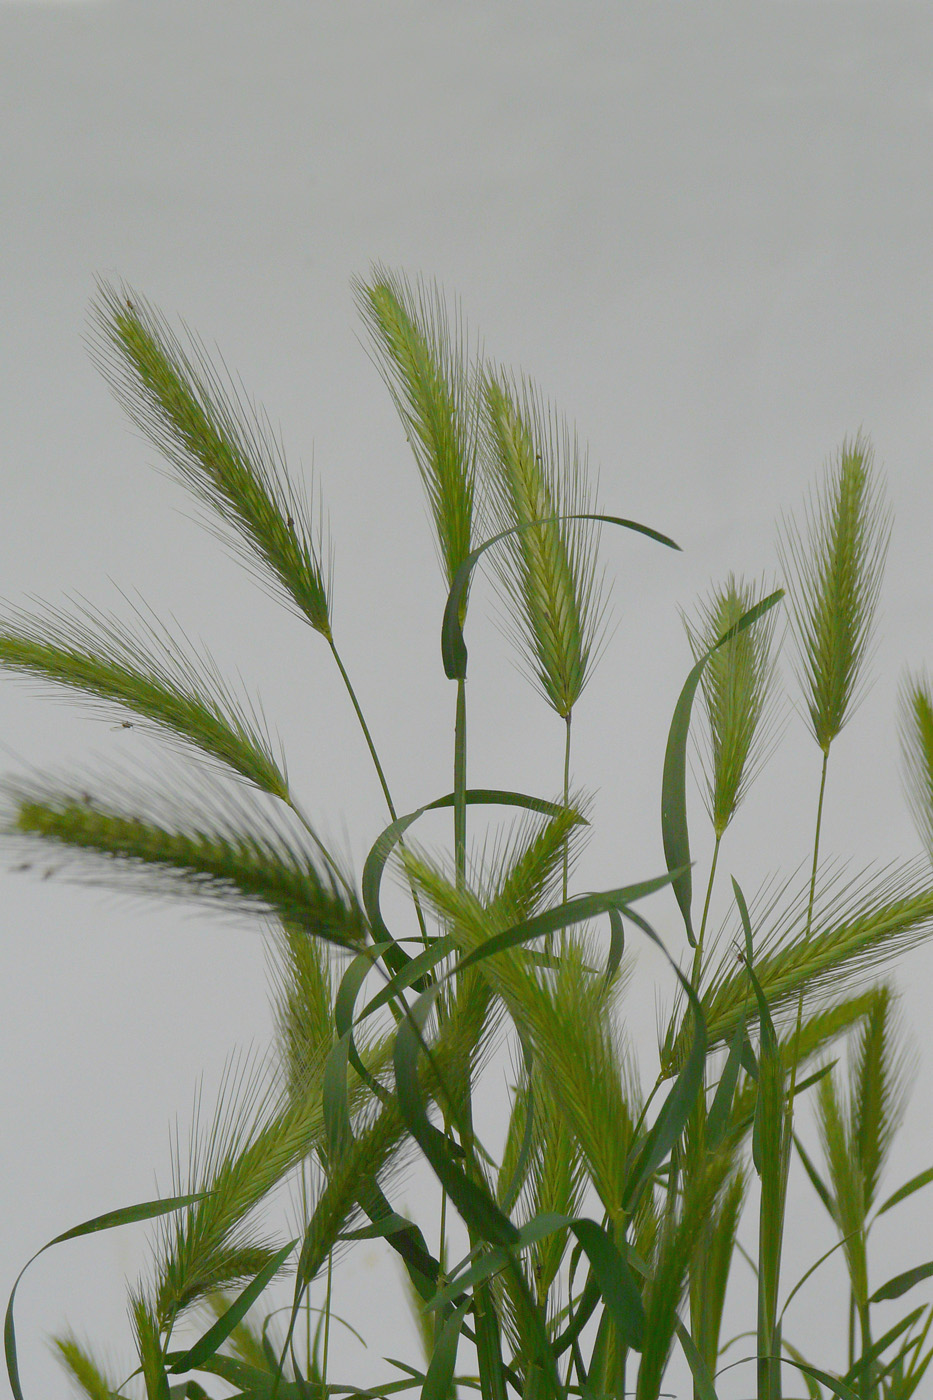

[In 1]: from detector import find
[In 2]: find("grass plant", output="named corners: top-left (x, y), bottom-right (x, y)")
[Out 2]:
top-left (5, 273), bottom-right (933, 1400)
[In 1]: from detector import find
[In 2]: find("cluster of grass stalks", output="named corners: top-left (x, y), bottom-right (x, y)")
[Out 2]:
top-left (6, 273), bottom-right (933, 1400)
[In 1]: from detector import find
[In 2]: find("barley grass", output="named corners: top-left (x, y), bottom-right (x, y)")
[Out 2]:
top-left (8, 278), bottom-right (933, 1400)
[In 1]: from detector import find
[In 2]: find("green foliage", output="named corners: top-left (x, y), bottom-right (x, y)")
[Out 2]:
top-left (5, 274), bottom-right (933, 1400)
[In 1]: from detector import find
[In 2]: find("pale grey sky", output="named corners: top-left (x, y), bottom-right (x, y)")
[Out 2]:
top-left (3, 4), bottom-right (933, 1397)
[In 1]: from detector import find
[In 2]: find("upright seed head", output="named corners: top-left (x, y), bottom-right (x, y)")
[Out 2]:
top-left (481, 372), bottom-right (607, 719)
top-left (353, 267), bottom-right (479, 596)
top-left (777, 433), bottom-right (891, 753)
top-left (682, 572), bottom-right (784, 837)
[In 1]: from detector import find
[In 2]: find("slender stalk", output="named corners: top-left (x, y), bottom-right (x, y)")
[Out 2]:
top-left (763, 748), bottom-right (829, 1400)
top-left (438, 1186), bottom-right (448, 1283)
top-left (328, 635), bottom-right (430, 944)
top-left (562, 713), bottom-right (572, 904)
top-left (321, 1249), bottom-right (334, 1396)
top-left (690, 833), bottom-right (722, 991)
top-left (455, 677), bottom-right (467, 889)
top-left (329, 638), bottom-right (399, 820)
top-left (784, 750), bottom-right (830, 1142)
top-left (804, 751), bottom-right (830, 945)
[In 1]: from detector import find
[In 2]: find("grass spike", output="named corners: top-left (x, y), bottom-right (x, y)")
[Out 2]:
top-left (90, 282), bottom-right (333, 635)
top-left (681, 571), bottom-right (784, 838)
top-left (51, 1334), bottom-right (120, 1400)
top-left (354, 265), bottom-right (479, 592)
top-left (0, 593), bottom-right (290, 799)
top-left (776, 432), bottom-right (891, 753)
top-left (3, 763), bottom-right (365, 948)
top-left (482, 372), bottom-right (609, 718)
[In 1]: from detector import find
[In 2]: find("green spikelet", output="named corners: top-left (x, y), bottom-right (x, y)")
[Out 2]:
top-left (90, 282), bottom-right (333, 636)
top-left (482, 373), bottom-right (607, 718)
top-left (777, 433), bottom-right (891, 753)
top-left (354, 266), bottom-right (479, 593)
top-left (682, 572), bottom-right (783, 836)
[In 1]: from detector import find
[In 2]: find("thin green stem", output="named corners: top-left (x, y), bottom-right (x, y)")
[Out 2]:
top-left (329, 638), bottom-right (398, 820)
top-left (439, 1186), bottom-right (448, 1281)
top-left (562, 712), bottom-right (572, 905)
top-left (691, 832), bottom-right (722, 991)
top-left (764, 747), bottom-right (830, 1400)
top-left (804, 750), bottom-right (830, 944)
top-left (328, 635), bottom-right (430, 944)
top-left (785, 749), bottom-right (830, 1130)
top-left (321, 1250), bottom-right (334, 1395)
top-left (455, 678), bottom-right (467, 890)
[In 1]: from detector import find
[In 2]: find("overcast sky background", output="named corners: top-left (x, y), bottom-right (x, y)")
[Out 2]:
top-left (3, 4), bottom-right (933, 1398)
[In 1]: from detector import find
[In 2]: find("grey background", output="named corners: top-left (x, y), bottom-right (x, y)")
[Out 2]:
top-left (2, 3), bottom-right (933, 1397)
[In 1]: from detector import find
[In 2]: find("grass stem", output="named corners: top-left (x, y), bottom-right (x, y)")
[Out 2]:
top-left (455, 678), bottom-right (467, 889)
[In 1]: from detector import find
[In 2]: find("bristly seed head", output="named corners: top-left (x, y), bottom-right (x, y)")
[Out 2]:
top-left (481, 372), bottom-right (609, 719)
top-left (682, 572), bottom-right (784, 837)
top-left (777, 432), bottom-right (891, 753)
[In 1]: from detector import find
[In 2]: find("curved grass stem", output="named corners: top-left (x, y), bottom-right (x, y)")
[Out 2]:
top-left (328, 635), bottom-right (430, 945)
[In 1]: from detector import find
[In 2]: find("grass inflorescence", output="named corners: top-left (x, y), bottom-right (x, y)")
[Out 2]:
top-left (5, 276), bottom-right (933, 1400)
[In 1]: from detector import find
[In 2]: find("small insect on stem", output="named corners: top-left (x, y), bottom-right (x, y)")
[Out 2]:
top-left (111, 720), bottom-right (134, 731)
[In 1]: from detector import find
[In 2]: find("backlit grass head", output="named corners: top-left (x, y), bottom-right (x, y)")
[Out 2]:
top-left (354, 266), bottom-right (480, 596)
top-left (777, 433), bottom-right (891, 753)
top-left (682, 572), bottom-right (784, 837)
top-left (481, 372), bottom-right (608, 719)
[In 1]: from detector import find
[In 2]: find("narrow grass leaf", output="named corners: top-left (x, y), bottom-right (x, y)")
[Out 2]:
top-left (323, 1034), bottom-right (353, 1165)
top-left (605, 907), bottom-right (625, 985)
top-left (427, 1213), bottom-right (570, 1309)
top-left (422, 1300), bottom-right (471, 1400)
top-left (661, 592), bottom-right (783, 944)
top-left (334, 944), bottom-right (394, 1039)
top-left (706, 1017), bottom-right (746, 1149)
top-left (876, 1164), bottom-right (933, 1217)
top-left (843, 1307), bottom-right (925, 1387)
top-left (340, 1214), bottom-right (414, 1241)
top-left (673, 1318), bottom-right (721, 1400)
top-left (621, 908), bottom-right (707, 1212)
top-left (442, 515), bottom-right (679, 682)
top-left (356, 1183), bottom-right (440, 1303)
top-left (359, 937), bottom-right (457, 1022)
top-left (191, 1353), bottom-right (307, 1399)
top-left (168, 1240), bottom-right (296, 1373)
top-left (452, 871), bottom-right (682, 976)
top-left (5, 1194), bottom-right (205, 1400)
top-left (394, 986), bottom-right (520, 1248)
top-left (870, 1261), bottom-right (933, 1303)
top-left (793, 1133), bottom-right (837, 1221)
top-left (568, 1218), bottom-right (644, 1353)
top-left (784, 1361), bottom-right (858, 1400)
top-left (362, 790), bottom-right (573, 978)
